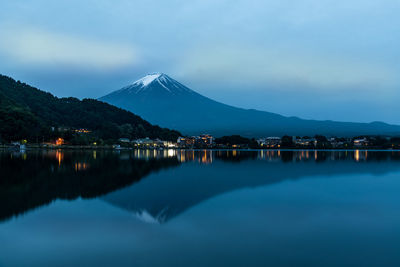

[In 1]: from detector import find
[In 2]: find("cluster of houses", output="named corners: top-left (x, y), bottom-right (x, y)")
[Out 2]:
top-left (256, 137), bottom-right (282, 148)
top-left (177, 134), bottom-right (214, 148)
top-left (257, 136), bottom-right (372, 148)
top-left (116, 134), bottom-right (214, 149)
top-left (118, 135), bottom-right (372, 149)
top-left (117, 137), bottom-right (177, 148)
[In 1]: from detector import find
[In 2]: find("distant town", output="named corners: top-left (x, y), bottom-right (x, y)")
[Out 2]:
top-left (2, 129), bottom-right (400, 150)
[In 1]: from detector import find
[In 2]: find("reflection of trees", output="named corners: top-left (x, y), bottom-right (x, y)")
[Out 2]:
top-left (280, 151), bottom-right (294, 162)
top-left (2, 149), bottom-right (400, 223)
top-left (0, 150), bottom-right (180, 222)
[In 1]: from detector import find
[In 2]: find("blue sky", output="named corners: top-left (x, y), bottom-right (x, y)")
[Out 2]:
top-left (0, 0), bottom-right (399, 124)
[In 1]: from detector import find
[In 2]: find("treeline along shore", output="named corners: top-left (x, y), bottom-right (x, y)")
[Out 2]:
top-left (3, 134), bottom-right (400, 150)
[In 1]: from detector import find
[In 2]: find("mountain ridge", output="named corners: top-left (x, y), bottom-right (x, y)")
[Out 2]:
top-left (100, 73), bottom-right (400, 137)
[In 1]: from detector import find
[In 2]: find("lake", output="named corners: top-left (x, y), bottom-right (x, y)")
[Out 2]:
top-left (1, 149), bottom-right (400, 266)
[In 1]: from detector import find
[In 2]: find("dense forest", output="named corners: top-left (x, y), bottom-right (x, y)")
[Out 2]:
top-left (0, 74), bottom-right (181, 144)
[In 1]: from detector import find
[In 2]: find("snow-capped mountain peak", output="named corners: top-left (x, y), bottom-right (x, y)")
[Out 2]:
top-left (133, 73), bottom-right (163, 87)
top-left (117, 73), bottom-right (195, 95)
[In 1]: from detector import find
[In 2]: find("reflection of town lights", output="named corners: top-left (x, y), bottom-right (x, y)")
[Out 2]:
top-left (355, 150), bottom-right (360, 162)
top-left (168, 149), bottom-right (175, 157)
top-left (75, 162), bottom-right (89, 171)
top-left (198, 150), bottom-right (212, 164)
top-left (56, 150), bottom-right (63, 166)
top-left (180, 151), bottom-right (186, 162)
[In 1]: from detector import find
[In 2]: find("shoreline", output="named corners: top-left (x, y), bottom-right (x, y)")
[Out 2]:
top-left (1, 145), bottom-right (400, 152)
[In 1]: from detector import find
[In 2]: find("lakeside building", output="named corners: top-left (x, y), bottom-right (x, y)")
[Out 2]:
top-left (177, 134), bottom-right (214, 148)
top-left (353, 138), bottom-right (369, 147)
top-left (56, 138), bottom-right (65, 146)
top-left (132, 137), bottom-right (176, 148)
top-left (195, 134), bottom-right (213, 147)
top-left (132, 138), bottom-right (152, 146)
top-left (177, 137), bottom-right (195, 147)
top-left (257, 137), bottom-right (281, 148)
top-left (294, 137), bottom-right (317, 146)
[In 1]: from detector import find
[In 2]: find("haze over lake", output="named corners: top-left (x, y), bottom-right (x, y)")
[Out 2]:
top-left (1, 149), bottom-right (400, 266)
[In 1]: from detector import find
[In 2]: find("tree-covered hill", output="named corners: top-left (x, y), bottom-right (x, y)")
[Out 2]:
top-left (0, 74), bottom-right (181, 143)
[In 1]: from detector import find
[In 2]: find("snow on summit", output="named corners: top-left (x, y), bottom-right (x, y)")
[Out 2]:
top-left (110, 72), bottom-right (195, 96)
top-left (134, 73), bottom-right (162, 87)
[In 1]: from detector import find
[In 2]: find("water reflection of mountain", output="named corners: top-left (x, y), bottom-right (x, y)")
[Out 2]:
top-left (103, 150), bottom-right (400, 224)
top-left (0, 150), bottom-right (179, 222)
top-left (2, 150), bottom-right (400, 224)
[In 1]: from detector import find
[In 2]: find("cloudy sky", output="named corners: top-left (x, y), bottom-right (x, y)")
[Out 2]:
top-left (0, 0), bottom-right (399, 124)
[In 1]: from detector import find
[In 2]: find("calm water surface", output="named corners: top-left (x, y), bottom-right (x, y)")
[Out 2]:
top-left (1, 149), bottom-right (400, 266)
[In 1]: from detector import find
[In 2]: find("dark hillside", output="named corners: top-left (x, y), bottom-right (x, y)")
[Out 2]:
top-left (0, 74), bottom-right (180, 142)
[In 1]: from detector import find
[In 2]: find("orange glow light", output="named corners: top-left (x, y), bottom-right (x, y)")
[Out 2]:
top-left (56, 138), bottom-right (64, 146)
